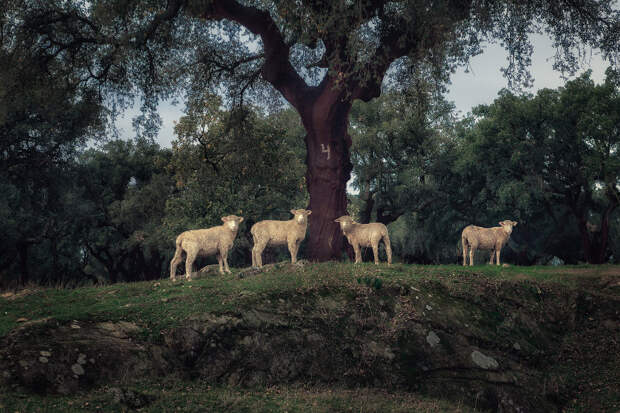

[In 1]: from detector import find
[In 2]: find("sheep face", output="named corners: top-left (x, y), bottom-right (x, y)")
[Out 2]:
top-left (334, 215), bottom-right (354, 232)
top-left (222, 215), bottom-right (244, 231)
top-left (291, 209), bottom-right (312, 225)
top-left (499, 220), bottom-right (518, 234)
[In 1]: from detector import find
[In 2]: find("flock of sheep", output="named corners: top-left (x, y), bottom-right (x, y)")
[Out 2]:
top-left (169, 210), bottom-right (517, 280)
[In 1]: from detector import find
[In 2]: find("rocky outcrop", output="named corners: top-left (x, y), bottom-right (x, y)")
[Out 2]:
top-left (1, 274), bottom-right (618, 412)
top-left (0, 320), bottom-right (171, 394)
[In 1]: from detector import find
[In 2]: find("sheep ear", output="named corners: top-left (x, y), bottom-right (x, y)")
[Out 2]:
top-left (513, 221), bottom-right (518, 226)
top-left (222, 216), bottom-right (229, 222)
top-left (306, 210), bottom-right (312, 215)
top-left (499, 221), bottom-right (504, 226)
top-left (238, 217), bottom-right (244, 223)
top-left (290, 209), bottom-right (296, 215)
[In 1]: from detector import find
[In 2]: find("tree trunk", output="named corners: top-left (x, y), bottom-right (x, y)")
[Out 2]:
top-left (18, 242), bottom-right (29, 287)
top-left (577, 204), bottom-right (616, 264)
top-left (595, 205), bottom-right (615, 264)
top-left (303, 102), bottom-right (353, 261)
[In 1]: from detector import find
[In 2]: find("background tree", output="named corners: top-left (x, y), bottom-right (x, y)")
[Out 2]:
top-left (458, 70), bottom-right (619, 264)
top-left (1, 8), bottom-right (105, 285)
top-left (3, 0), bottom-right (617, 260)
top-left (75, 140), bottom-right (174, 283)
top-left (349, 70), bottom-right (456, 226)
top-left (349, 69), bottom-right (619, 265)
top-left (165, 95), bottom-right (307, 267)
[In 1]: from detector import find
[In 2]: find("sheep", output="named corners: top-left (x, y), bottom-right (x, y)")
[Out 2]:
top-left (461, 220), bottom-right (517, 266)
top-left (334, 216), bottom-right (392, 265)
top-left (251, 209), bottom-right (312, 268)
top-left (169, 215), bottom-right (244, 280)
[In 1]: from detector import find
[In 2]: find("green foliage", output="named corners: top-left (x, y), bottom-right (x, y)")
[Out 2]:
top-left (164, 95), bottom-right (307, 267)
top-left (350, 73), bottom-right (456, 226)
top-left (2, 0), bottom-right (619, 284)
top-left (362, 70), bottom-right (619, 265)
top-left (73, 139), bottom-right (175, 283)
top-left (0, 7), bottom-right (107, 285)
top-left (455, 70), bottom-right (620, 264)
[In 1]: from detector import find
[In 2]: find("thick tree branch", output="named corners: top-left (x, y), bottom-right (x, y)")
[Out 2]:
top-left (136, 0), bottom-right (186, 45)
top-left (194, 0), bottom-right (310, 111)
top-left (351, 1), bottom-right (473, 102)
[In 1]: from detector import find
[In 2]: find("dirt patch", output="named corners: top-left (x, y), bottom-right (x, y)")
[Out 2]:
top-left (0, 288), bottom-right (41, 301)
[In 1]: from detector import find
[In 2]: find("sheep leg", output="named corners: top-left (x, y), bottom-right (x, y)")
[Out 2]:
top-left (469, 247), bottom-right (475, 266)
top-left (185, 249), bottom-right (198, 280)
top-left (462, 237), bottom-right (468, 266)
top-left (496, 248), bottom-right (501, 265)
top-left (170, 245), bottom-right (184, 281)
top-left (221, 248), bottom-right (231, 273)
top-left (288, 239), bottom-right (299, 264)
top-left (372, 242), bottom-right (380, 265)
top-left (353, 244), bottom-right (362, 263)
top-left (383, 236), bottom-right (392, 265)
top-left (251, 235), bottom-right (258, 267)
top-left (488, 250), bottom-right (495, 265)
top-left (253, 243), bottom-right (265, 268)
top-left (217, 252), bottom-right (224, 274)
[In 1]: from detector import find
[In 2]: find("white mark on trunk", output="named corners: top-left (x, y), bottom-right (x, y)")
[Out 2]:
top-left (321, 144), bottom-right (330, 160)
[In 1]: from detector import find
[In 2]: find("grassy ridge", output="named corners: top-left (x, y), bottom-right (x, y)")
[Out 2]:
top-left (1, 263), bottom-right (617, 339)
top-left (1, 263), bottom-right (618, 412)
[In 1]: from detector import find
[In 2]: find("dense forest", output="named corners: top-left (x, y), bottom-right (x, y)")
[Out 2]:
top-left (2, 68), bottom-right (618, 287)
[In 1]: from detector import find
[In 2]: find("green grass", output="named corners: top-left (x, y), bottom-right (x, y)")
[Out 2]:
top-left (1, 262), bottom-right (617, 339)
top-left (0, 379), bottom-right (478, 412)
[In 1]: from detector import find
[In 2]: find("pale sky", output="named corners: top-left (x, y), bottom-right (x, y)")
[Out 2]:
top-left (446, 34), bottom-right (608, 117)
top-left (115, 35), bottom-right (610, 148)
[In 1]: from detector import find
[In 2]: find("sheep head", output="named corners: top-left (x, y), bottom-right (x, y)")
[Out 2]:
top-left (334, 215), bottom-right (355, 232)
top-left (290, 209), bottom-right (312, 225)
top-left (499, 220), bottom-right (518, 234)
top-left (222, 215), bottom-right (244, 231)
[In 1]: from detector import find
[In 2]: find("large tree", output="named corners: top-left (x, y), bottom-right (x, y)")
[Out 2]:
top-left (3, 0), bottom-right (618, 260)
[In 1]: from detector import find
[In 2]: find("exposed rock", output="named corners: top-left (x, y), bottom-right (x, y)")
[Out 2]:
top-left (96, 321), bottom-right (140, 338)
top-left (471, 350), bottom-right (499, 370)
top-left (426, 331), bottom-right (440, 348)
top-left (71, 363), bottom-right (84, 376)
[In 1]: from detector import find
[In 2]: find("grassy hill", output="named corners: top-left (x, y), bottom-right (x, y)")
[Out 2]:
top-left (1, 263), bottom-right (619, 412)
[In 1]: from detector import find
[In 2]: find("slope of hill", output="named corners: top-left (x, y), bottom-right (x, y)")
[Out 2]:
top-left (1, 263), bottom-right (619, 412)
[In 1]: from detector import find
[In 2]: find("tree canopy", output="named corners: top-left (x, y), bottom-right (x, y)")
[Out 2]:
top-left (3, 0), bottom-right (618, 260)
top-left (459, 69), bottom-right (620, 263)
